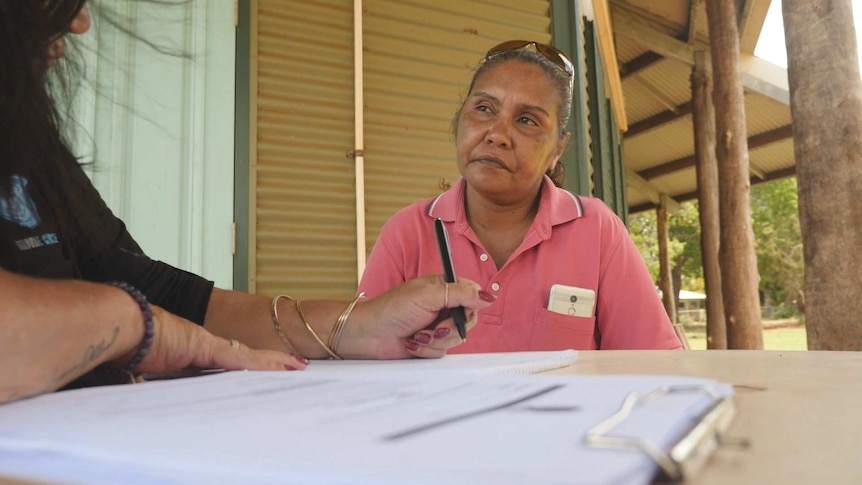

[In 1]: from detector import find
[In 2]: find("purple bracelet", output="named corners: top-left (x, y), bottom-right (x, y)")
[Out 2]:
top-left (109, 281), bottom-right (155, 373)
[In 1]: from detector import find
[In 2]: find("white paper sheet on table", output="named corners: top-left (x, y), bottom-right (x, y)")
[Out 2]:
top-left (307, 349), bottom-right (578, 374)
top-left (0, 366), bottom-right (732, 485)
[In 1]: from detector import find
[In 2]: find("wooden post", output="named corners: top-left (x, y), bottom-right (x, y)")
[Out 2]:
top-left (690, 51), bottom-right (727, 349)
top-left (783, 0), bottom-right (862, 349)
top-left (657, 196), bottom-right (677, 325)
top-left (705, 0), bottom-right (763, 349)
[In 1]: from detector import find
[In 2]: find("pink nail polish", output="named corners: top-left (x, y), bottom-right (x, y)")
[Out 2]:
top-left (414, 332), bottom-right (432, 344)
top-left (433, 327), bottom-right (451, 339)
top-left (478, 290), bottom-right (498, 302)
top-left (284, 364), bottom-right (299, 371)
top-left (292, 354), bottom-right (309, 364)
top-left (404, 340), bottom-right (419, 351)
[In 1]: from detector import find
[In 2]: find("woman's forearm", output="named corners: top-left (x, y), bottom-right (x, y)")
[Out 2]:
top-left (0, 269), bottom-right (143, 403)
top-left (204, 289), bottom-right (352, 359)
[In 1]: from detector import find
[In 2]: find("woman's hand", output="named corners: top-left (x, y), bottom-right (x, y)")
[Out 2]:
top-left (119, 306), bottom-right (309, 374)
top-left (339, 275), bottom-right (497, 359)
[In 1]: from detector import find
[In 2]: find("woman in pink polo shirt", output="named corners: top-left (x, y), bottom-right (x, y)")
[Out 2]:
top-left (358, 41), bottom-right (681, 353)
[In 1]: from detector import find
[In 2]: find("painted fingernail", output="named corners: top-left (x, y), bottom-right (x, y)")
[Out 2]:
top-left (414, 332), bottom-right (432, 344)
top-left (478, 290), bottom-right (497, 302)
top-left (284, 364), bottom-right (300, 371)
top-left (404, 340), bottom-right (419, 351)
top-left (292, 354), bottom-right (309, 364)
top-left (433, 327), bottom-right (451, 339)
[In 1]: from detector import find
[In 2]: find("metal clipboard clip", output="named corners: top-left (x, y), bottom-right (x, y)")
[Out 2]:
top-left (584, 385), bottom-right (737, 482)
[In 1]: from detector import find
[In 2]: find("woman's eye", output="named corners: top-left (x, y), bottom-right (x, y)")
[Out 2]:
top-left (518, 116), bottom-right (538, 126)
top-left (475, 104), bottom-right (491, 113)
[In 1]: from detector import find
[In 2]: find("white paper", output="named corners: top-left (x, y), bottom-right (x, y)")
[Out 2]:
top-left (307, 350), bottom-right (578, 375)
top-left (0, 370), bottom-right (732, 485)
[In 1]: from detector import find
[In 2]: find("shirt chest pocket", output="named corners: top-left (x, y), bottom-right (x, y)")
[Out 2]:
top-left (528, 307), bottom-right (597, 351)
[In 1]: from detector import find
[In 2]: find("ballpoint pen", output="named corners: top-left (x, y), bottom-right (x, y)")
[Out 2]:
top-left (434, 218), bottom-right (468, 342)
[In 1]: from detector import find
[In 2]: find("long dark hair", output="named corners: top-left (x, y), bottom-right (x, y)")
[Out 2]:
top-left (0, 0), bottom-right (103, 260)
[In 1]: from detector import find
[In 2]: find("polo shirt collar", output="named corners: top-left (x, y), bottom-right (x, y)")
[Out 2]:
top-left (426, 176), bottom-right (585, 239)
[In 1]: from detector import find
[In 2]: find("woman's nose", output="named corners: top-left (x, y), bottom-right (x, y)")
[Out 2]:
top-left (68, 5), bottom-right (91, 35)
top-left (485, 120), bottom-right (512, 148)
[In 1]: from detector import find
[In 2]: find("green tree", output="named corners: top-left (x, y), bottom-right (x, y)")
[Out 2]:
top-left (750, 178), bottom-right (803, 314)
top-left (629, 205), bottom-right (695, 290)
top-left (668, 203), bottom-right (703, 293)
top-left (630, 183), bottom-right (803, 318)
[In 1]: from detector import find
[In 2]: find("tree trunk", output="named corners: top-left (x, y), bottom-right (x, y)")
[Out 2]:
top-left (705, 0), bottom-right (763, 349)
top-left (691, 55), bottom-right (727, 349)
top-left (657, 201), bottom-right (677, 324)
top-left (783, 0), bottom-right (862, 349)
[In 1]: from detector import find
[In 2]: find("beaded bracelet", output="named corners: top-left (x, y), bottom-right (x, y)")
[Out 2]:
top-left (108, 281), bottom-right (155, 373)
top-left (328, 292), bottom-right (366, 356)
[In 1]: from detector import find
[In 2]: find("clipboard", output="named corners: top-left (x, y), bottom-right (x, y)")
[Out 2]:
top-left (584, 384), bottom-right (737, 482)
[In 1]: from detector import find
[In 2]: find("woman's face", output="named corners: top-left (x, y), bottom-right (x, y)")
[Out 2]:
top-left (46, 4), bottom-right (91, 66)
top-left (455, 60), bottom-right (569, 206)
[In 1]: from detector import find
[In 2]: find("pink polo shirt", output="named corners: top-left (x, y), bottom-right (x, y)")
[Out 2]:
top-left (359, 176), bottom-right (681, 352)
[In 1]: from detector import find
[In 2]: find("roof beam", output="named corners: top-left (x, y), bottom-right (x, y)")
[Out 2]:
top-left (625, 101), bottom-right (693, 138)
top-left (629, 75), bottom-right (684, 114)
top-left (686, 0), bottom-right (703, 43)
top-left (593, 0), bottom-right (628, 131)
top-left (637, 124), bottom-right (793, 180)
top-left (612, 7), bottom-right (789, 104)
top-left (738, 0), bottom-right (771, 53)
top-left (628, 164), bottom-right (797, 215)
top-left (620, 51), bottom-right (664, 79)
top-left (626, 167), bottom-right (681, 212)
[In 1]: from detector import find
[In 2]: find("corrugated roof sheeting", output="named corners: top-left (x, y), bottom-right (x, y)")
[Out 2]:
top-left (614, 32), bottom-right (646, 64)
top-left (624, 116), bottom-right (695, 170)
top-left (614, 0), bottom-right (690, 28)
top-left (744, 95), bottom-right (792, 133)
top-left (648, 166), bottom-right (699, 195)
top-left (621, 72), bottom-right (676, 124)
top-left (362, 0), bottom-right (553, 248)
top-left (254, 0), bottom-right (357, 299)
top-left (612, 0), bottom-right (794, 213)
top-left (635, 59), bottom-right (698, 106)
top-left (750, 138), bottom-right (795, 174)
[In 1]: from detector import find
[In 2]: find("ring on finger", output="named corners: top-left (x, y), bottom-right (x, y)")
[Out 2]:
top-left (229, 339), bottom-right (240, 350)
top-left (444, 283), bottom-right (449, 307)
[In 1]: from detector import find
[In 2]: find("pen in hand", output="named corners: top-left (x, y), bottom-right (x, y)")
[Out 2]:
top-left (434, 218), bottom-right (468, 342)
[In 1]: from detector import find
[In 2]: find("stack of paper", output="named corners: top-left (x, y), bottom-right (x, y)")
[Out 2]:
top-left (0, 359), bottom-right (733, 485)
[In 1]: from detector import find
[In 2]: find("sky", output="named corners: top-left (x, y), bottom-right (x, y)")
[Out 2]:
top-left (754, 0), bottom-right (862, 68)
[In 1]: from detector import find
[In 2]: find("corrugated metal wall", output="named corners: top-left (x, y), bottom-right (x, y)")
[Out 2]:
top-left (362, 0), bottom-right (554, 257)
top-left (251, 0), bottom-right (554, 299)
top-left (252, 0), bottom-right (356, 299)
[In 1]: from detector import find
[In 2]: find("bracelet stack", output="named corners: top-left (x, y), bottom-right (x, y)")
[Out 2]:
top-left (295, 300), bottom-right (342, 360)
top-left (270, 293), bottom-right (367, 360)
top-left (109, 281), bottom-right (155, 373)
top-left (271, 294), bottom-right (300, 354)
top-left (328, 292), bottom-right (366, 356)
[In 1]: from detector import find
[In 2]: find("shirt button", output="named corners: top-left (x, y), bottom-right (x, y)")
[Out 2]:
top-left (491, 283), bottom-right (500, 291)
top-left (479, 254), bottom-right (489, 262)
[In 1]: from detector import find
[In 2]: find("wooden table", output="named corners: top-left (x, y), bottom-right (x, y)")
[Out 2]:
top-left (546, 350), bottom-right (862, 484)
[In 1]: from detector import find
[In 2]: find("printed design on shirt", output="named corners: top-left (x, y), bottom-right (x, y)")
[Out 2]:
top-left (0, 174), bottom-right (40, 229)
top-left (15, 232), bottom-right (60, 251)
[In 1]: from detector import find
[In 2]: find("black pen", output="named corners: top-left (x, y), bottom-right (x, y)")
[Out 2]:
top-left (434, 218), bottom-right (468, 342)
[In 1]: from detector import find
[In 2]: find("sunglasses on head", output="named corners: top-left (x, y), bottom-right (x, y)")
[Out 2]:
top-left (483, 40), bottom-right (575, 78)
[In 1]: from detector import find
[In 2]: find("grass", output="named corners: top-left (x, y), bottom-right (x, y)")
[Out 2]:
top-left (686, 325), bottom-right (808, 351)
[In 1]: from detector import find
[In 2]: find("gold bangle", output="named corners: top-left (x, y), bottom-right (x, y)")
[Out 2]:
top-left (328, 292), bottom-right (366, 355)
top-left (271, 294), bottom-right (300, 355)
top-left (295, 299), bottom-right (342, 360)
